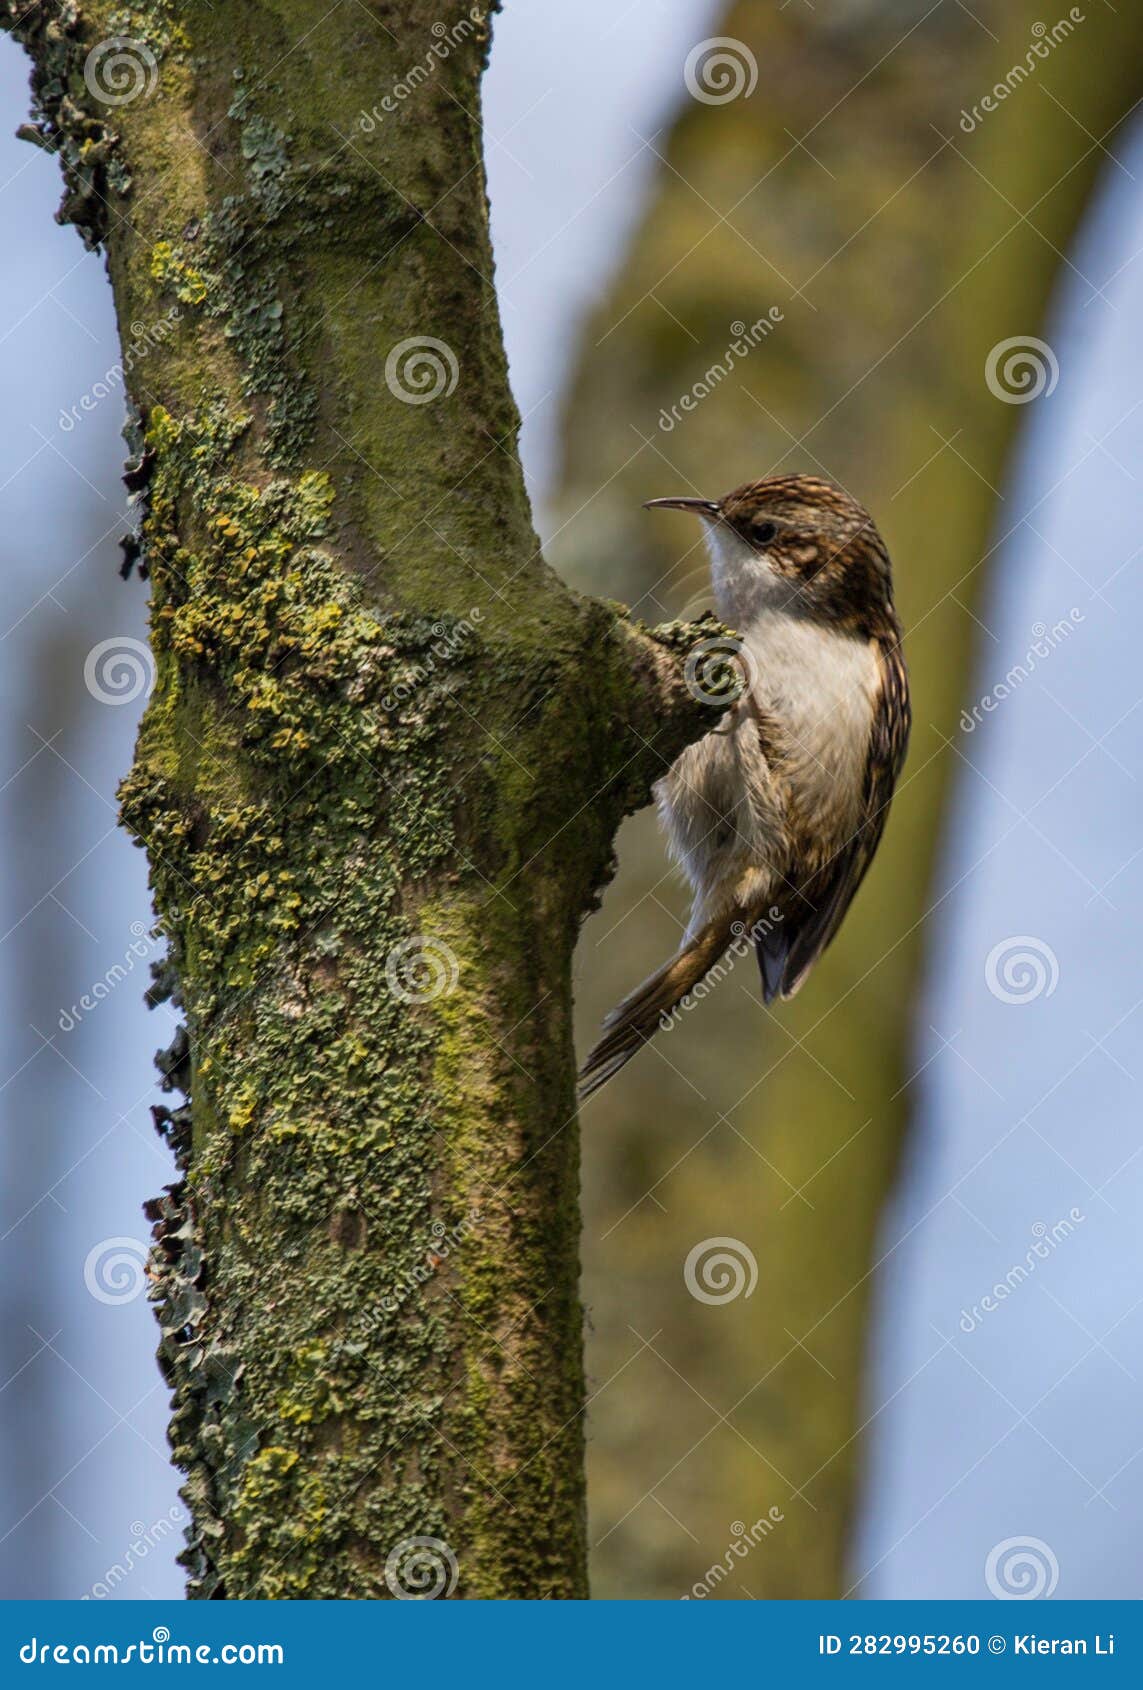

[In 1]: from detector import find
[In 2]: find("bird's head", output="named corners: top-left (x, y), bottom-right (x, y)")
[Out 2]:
top-left (645, 474), bottom-right (897, 637)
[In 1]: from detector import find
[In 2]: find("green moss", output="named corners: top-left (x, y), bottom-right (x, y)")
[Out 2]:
top-left (142, 86), bottom-right (316, 463)
top-left (121, 385), bottom-right (508, 1593)
top-left (150, 240), bottom-right (208, 305)
top-left (106, 2), bottom-right (188, 51)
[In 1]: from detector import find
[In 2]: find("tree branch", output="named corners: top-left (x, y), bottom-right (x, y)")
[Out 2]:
top-left (2, 0), bottom-right (729, 1597)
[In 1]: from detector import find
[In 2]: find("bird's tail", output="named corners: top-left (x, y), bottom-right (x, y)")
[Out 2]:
top-left (578, 911), bottom-right (741, 1099)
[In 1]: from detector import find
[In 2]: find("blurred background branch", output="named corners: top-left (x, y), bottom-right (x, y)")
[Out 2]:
top-left (558, 0), bottom-right (1143, 1597)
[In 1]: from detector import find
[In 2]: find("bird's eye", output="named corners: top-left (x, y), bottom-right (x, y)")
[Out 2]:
top-left (752, 519), bottom-right (778, 545)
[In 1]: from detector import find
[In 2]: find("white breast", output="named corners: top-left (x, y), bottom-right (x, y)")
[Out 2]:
top-left (743, 610), bottom-right (879, 829)
top-left (695, 518), bottom-right (880, 825)
top-left (657, 517), bottom-right (880, 933)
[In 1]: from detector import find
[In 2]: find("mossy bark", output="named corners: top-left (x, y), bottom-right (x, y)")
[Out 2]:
top-left (2, 0), bottom-right (729, 1598)
top-left (555, 1), bottom-right (1143, 1597)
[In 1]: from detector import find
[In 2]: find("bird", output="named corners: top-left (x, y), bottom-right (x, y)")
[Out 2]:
top-left (579, 473), bottom-right (910, 1098)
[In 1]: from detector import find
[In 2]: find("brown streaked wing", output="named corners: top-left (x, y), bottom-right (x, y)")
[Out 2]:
top-left (770, 637), bottom-right (911, 999)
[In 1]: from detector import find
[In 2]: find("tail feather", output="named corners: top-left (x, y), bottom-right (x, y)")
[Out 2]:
top-left (754, 925), bottom-right (788, 1004)
top-left (578, 913), bottom-right (739, 1099)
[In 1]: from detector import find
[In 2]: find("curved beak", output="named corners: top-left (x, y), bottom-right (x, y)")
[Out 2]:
top-left (642, 496), bottom-right (719, 518)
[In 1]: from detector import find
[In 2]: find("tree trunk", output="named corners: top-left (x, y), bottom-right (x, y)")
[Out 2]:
top-left (2, 0), bottom-right (726, 1598)
top-left (555, 1), bottom-right (1143, 1597)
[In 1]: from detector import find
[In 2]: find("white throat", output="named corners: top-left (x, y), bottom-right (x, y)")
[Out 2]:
top-left (698, 516), bottom-right (880, 823)
top-left (700, 518), bottom-right (796, 624)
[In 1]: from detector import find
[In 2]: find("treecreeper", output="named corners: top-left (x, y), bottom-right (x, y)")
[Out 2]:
top-left (580, 474), bottom-right (911, 1096)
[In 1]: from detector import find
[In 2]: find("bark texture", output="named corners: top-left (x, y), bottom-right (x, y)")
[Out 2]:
top-left (2, 0), bottom-right (730, 1597)
top-left (555, 0), bottom-right (1143, 1598)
